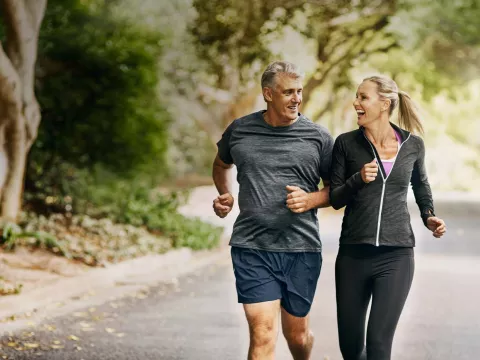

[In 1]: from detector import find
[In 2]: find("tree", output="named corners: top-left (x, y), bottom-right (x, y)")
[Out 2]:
top-left (22, 0), bottom-right (172, 214)
top-left (190, 0), bottom-right (399, 141)
top-left (0, 0), bottom-right (47, 221)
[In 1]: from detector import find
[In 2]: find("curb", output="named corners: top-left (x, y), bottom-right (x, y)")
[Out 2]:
top-left (0, 245), bottom-right (230, 334)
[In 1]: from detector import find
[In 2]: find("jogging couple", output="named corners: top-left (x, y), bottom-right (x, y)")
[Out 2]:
top-left (212, 61), bottom-right (446, 360)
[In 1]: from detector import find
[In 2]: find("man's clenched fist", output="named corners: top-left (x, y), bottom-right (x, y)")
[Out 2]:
top-left (213, 193), bottom-right (234, 218)
top-left (286, 185), bottom-right (312, 213)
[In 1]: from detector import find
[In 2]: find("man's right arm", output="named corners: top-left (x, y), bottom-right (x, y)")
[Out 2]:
top-left (212, 154), bottom-right (235, 218)
top-left (212, 154), bottom-right (233, 195)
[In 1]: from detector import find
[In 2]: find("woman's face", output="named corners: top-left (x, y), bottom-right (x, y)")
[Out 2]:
top-left (353, 81), bottom-right (389, 127)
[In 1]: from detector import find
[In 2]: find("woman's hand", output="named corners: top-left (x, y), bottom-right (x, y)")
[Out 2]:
top-left (427, 217), bottom-right (447, 238)
top-left (361, 159), bottom-right (378, 183)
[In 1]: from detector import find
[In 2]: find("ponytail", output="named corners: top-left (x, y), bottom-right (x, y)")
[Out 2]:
top-left (363, 75), bottom-right (425, 136)
top-left (398, 90), bottom-right (424, 135)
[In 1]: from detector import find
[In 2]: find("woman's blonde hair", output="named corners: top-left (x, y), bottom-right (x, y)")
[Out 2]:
top-left (363, 75), bottom-right (424, 135)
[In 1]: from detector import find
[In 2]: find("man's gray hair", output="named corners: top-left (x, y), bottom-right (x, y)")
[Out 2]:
top-left (261, 61), bottom-right (304, 89)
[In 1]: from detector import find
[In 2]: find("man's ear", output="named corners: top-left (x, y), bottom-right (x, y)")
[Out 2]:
top-left (263, 87), bottom-right (273, 102)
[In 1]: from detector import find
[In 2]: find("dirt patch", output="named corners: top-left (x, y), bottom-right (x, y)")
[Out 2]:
top-left (0, 247), bottom-right (90, 295)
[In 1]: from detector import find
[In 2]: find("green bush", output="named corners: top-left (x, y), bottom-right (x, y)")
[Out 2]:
top-left (23, 164), bottom-right (222, 251)
top-left (20, 0), bottom-right (222, 253)
top-left (32, 0), bottom-right (169, 175)
top-left (83, 178), bottom-right (223, 250)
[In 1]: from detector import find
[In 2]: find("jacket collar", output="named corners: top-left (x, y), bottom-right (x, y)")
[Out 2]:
top-left (389, 122), bottom-right (410, 143)
top-left (359, 122), bottom-right (411, 144)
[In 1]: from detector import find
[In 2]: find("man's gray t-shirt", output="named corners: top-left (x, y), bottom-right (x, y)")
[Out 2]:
top-left (217, 110), bottom-right (334, 252)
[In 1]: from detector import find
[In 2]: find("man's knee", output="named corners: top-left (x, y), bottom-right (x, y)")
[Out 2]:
top-left (249, 321), bottom-right (276, 348)
top-left (244, 301), bottom-right (279, 349)
top-left (283, 327), bottom-right (313, 348)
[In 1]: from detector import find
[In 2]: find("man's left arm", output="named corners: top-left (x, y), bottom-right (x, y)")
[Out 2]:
top-left (286, 129), bottom-right (334, 213)
top-left (286, 179), bottom-right (330, 213)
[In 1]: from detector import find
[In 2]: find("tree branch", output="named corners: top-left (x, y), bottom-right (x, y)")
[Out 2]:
top-left (328, 2), bottom-right (395, 27)
top-left (303, 36), bottom-right (361, 107)
top-left (311, 93), bottom-right (335, 122)
top-left (302, 12), bottom-right (395, 108)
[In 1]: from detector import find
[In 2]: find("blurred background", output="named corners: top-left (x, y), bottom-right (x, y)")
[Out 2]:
top-left (25, 0), bottom-right (480, 196)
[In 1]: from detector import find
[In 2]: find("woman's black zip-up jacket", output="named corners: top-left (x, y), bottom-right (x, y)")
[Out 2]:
top-left (329, 123), bottom-right (435, 247)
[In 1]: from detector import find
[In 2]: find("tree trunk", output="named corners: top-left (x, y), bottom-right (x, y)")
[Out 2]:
top-left (0, 0), bottom-right (47, 221)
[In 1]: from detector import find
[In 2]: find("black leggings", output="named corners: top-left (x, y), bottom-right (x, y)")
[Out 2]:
top-left (335, 245), bottom-right (414, 360)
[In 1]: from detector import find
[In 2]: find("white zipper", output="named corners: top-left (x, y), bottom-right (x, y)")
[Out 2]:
top-left (363, 132), bottom-right (411, 246)
top-left (376, 181), bottom-right (386, 246)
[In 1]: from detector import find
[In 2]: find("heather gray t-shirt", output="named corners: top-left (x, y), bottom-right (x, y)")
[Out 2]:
top-left (217, 110), bottom-right (334, 252)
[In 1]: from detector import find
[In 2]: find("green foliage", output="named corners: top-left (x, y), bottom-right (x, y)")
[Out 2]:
top-left (81, 179), bottom-right (223, 250)
top-left (23, 163), bottom-right (222, 251)
top-left (0, 221), bottom-right (70, 257)
top-left (190, 0), bottom-right (308, 87)
top-left (33, 0), bottom-right (169, 175)
top-left (111, 0), bottom-right (218, 177)
top-left (20, 0), bottom-right (221, 254)
top-left (392, 0), bottom-right (480, 87)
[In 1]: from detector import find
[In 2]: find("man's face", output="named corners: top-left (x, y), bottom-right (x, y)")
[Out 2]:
top-left (264, 74), bottom-right (303, 121)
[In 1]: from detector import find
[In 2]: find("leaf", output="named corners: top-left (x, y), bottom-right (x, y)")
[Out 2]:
top-left (73, 312), bottom-right (88, 317)
top-left (68, 335), bottom-right (80, 341)
top-left (23, 343), bottom-right (39, 349)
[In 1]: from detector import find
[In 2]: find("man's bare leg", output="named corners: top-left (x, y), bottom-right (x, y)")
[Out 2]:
top-left (244, 300), bottom-right (281, 360)
top-left (281, 307), bottom-right (314, 360)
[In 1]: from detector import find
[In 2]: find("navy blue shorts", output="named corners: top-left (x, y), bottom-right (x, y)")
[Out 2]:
top-left (231, 246), bottom-right (322, 317)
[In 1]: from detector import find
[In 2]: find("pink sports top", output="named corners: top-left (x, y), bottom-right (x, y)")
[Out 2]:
top-left (381, 130), bottom-right (402, 177)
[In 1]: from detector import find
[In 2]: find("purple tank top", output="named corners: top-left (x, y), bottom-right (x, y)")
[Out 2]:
top-left (381, 130), bottom-right (402, 177)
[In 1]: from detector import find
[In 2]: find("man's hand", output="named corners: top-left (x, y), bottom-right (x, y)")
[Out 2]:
top-left (213, 193), bottom-right (234, 218)
top-left (361, 158), bottom-right (378, 183)
top-left (286, 185), bottom-right (312, 213)
top-left (426, 217), bottom-right (447, 238)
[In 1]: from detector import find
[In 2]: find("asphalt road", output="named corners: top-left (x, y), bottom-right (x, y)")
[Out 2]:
top-left (0, 200), bottom-right (478, 360)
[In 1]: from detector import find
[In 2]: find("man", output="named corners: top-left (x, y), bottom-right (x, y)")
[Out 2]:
top-left (212, 61), bottom-right (333, 360)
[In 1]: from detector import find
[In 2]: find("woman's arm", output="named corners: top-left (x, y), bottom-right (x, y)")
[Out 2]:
top-left (410, 137), bottom-right (435, 226)
top-left (329, 137), bottom-right (366, 210)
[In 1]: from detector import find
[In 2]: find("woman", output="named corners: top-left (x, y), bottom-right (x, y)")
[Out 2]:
top-left (329, 75), bottom-right (447, 360)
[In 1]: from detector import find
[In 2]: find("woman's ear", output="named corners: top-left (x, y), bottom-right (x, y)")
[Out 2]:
top-left (382, 98), bottom-right (391, 112)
